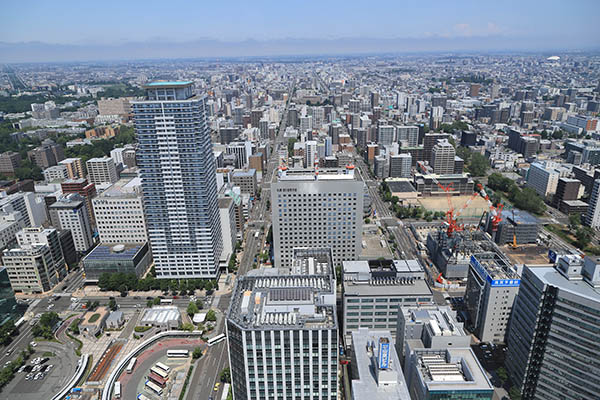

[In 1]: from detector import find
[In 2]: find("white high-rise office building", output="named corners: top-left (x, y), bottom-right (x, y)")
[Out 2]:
top-left (132, 82), bottom-right (222, 278)
top-left (86, 156), bottom-right (118, 185)
top-left (377, 125), bottom-right (395, 145)
top-left (271, 166), bottom-right (363, 268)
top-left (431, 139), bottom-right (456, 175)
top-left (227, 248), bottom-right (338, 400)
top-left (300, 115), bottom-right (313, 134)
top-left (584, 179), bottom-right (600, 228)
top-left (526, 162), bottom-right (563, 198)
top-left (0, 191), bottom-right (47, 228)
top-left (397, 126), bottom-right (419, 148)
top-left (429, 106), bottom-right (444, 130)
top-left (305, 140), bottom-right (317, 168)
top-left (48, 194), bottom-right (94, 253)
top-left (312, 106), bottom-right (325, 129)
top-left (92, 178), bottom-right (148, 244)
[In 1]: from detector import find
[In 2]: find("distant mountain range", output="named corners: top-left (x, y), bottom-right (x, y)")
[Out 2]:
top-left (1, 36), bottom-right (596, 63)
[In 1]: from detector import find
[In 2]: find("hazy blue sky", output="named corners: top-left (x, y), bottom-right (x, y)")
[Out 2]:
top-left (1, 0), bottom-right (598, 45)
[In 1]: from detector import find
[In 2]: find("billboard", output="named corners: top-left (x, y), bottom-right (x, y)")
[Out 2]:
top-left (378, 340), bottom-right (390, 369)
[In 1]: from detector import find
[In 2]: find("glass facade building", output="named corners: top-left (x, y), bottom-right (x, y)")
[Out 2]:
top-left (506, 258), bottom-right (600, 399)
top-left (0, 267), bottom-right (19, 325)
top-left (132, 82), bottom-right (222, 278)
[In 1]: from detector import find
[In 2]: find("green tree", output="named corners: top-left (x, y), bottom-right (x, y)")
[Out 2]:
top-left (287, 138), bottom-right (297, 155)
top-left (487, 173), bottom-right (515, 192)
top-left (569, 213), bottom-right (582, 229)
top-left (496, 367), bottom-right (508, 383)
top-left (187, 302), bottom-right (199, 316)
top-left (220, 367), bottom-right (231, 383)
top-left (575, 226), bottom-right (594, 249)
top-left (509, 387), bottom-right (522, 400)
top-left (108, 299), bottom-right (117, 311)
top-left (180, 322), bottom-right (195, 332)
top-left (192, 347), bottom-right (203, 359)
top-left (195, 299), bottom-right (204, 310)
top-left (206, 309), bottom-right (217, 322)
top-left (147, 299), bottom-right (154, 307)
top-left (552, 130), bottom-right (564, 140)
top-left (152, 297), bottom-right (161, 306)
top-left (468, 152), bottom-right (490, 176)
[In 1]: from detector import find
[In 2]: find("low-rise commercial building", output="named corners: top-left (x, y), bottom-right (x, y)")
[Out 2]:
top-left (83, 242), bottom-right (151, 281)
top-left (396, 306), bottom-right (470, 364)
top-left (80, 307), bottom-right (110, 337)
top-left (140, 306), bottom-right (182, 330)
top-left (404, 348), bottom-right (493, 400)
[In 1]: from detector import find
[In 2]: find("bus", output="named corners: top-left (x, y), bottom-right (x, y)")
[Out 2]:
top-left (150, 367), bottom-right (168, 380)
top-left (167, 349), bottom-right (189, 358)
top-left (137, 395), bottom-right (151, 400)
top-left (15, 317), bottom-right (26, 329)
top-left (145, 380), bottom-right (163, 396)
top-left (155, 362), bottom-right (170, 373)
top-left (114, 381), bottom-right (121, 399)
top-left (148, 371), bottom-right (167, 387)
top-left (207, 333), bottom-right (226, 347)
top-left (160, 299), bottom-right (173, 305)
top-left (221, 383), bottom-right (230, 400)
top-left (126, 357), bottom-right (137, 374)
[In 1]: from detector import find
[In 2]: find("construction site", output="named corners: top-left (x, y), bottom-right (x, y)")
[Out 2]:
top-left (418, 179), bottom-right (510, 284)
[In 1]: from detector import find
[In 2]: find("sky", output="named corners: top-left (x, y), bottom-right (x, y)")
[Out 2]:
top-left (0, 0), bottom-right (599, 61)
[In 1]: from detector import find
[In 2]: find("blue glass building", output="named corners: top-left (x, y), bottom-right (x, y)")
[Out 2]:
top-left (132, 82), bottom-right (222, 278)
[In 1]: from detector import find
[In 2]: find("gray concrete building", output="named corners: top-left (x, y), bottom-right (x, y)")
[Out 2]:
top-left (404, 348), bottom-right (493, 400)
top-left (396, 306), bottom-right (470, 364)
top-left (506, 256), bottom-right (600, 400)
top-left (272, 167), bottom-right (363, 268)
top-left (350, 329), bottom-right (411, 400)
top-left (342, 259), bottom-right (433, 345)
top-left (389, 154), bottom-right (412, 178)
top-left (464, 253), bottom-right (520, 343)
top-left (49, 194), bottom-right (94, 253)
top-left (430, 139), bottom-right (456, 175)
top-left (231, 169), bottom-right (258, 196)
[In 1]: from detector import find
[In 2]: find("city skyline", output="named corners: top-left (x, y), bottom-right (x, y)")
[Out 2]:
top-left (1, 0), bottom-right (599, 62)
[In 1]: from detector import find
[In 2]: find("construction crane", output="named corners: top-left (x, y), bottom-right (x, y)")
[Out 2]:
top-left (510, 207), bottom-right (518, 248)
top-left (477, 184), bottom-right (504, 233)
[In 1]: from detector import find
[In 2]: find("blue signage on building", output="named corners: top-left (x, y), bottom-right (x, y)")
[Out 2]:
top-left (379, 341), bottom-right (390, 369)
top-left (470, 255), bottom-right (520, 287)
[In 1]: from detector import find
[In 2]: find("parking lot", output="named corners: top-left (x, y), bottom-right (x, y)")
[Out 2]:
top-left (2, 341), bottom-right (79, 400)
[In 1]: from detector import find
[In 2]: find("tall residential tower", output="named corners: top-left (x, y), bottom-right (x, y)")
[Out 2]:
top-left (133, 82), bottom-right (222, 278)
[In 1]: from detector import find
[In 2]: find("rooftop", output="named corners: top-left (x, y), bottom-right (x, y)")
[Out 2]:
top-left (351, 329), bottom-right (411, 400)
top-left (141, 306), bottom-right (181, 324)
top-left (530, 264), bottom-right (600, 303)
top-left (412, 348), bottom-right (493, 393)
top-left (81, 307), bottom-right (109, 327)
top-left (227, 248), bottom-right (336, 331)
top-left (502, 208), bottom-right (538, 225)
top-left (143, 81), bottom-right (193, 88)
top-left (274, 166), bottom-right (360, 182)
top-left (83, 243), bottom-right (147, 261)
top-left (232, 169), bottom-right (256, 177)
top-left (401, 306), bottom-right (467, 336)
top-left (387, 180), bottom-right (416, 193)
top-left (471, 253), bottom-right (520, 286)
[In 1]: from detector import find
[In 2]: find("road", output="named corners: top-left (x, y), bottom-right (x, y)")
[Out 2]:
top-left (187, 340), bottom-right (229, 400)
top-left (238, 81), bottom-right (295, 275)
top-left (355, 156), bottom-right (392, 218)
top-left (185, 83), bottom-right (295, 400)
